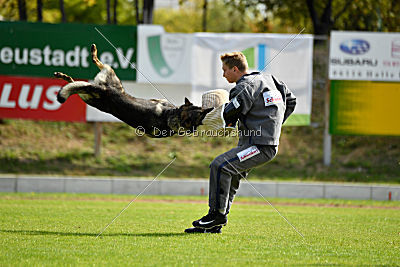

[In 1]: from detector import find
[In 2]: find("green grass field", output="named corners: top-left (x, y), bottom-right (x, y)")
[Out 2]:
top-left (1, 193), bottom-right (399, 266)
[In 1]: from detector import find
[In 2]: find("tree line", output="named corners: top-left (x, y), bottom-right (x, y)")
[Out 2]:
top-left (0, 0), bottom-right (399, 34)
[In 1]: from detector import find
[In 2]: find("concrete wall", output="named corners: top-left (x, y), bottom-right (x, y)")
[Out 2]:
top-left (1, 176), bottom-right (399, 201)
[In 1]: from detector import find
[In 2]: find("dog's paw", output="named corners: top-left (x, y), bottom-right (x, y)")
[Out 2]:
top-left (91, 44), bottom-right (97, 63)
top-left (56, 90), bottom-right (67, 104)
top-left (57, 94), bottom-right (66, 104)
top-left (91, 44), bottom-right (97, 53)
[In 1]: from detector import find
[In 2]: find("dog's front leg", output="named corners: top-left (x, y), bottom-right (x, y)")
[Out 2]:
top-left (56, 84), bottom-right (99, 106)
top-left (54, 72), bottom-right (74, 83)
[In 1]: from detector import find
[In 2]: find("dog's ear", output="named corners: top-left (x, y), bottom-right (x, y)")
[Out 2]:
top-left (184, 97), bottom-right (192, 106)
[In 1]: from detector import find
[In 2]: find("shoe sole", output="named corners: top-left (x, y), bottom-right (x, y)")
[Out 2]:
top-left (193, 222), bottom-right (227, 229)
top-left (184, 227), bottom-right (221, 234)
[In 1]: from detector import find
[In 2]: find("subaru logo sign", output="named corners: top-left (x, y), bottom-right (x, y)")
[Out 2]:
top-left (340, 39), bottom-right (370, 55)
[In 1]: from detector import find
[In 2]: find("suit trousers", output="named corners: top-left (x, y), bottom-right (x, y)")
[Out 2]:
top-left (208, 143), bottom-right (277, 214)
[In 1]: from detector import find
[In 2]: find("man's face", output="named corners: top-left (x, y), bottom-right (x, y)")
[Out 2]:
top-left (222, 63), bottom-right (238, 83)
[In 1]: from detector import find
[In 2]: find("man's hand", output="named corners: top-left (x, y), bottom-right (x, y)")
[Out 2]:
top-left (223, 100), bottom-right (241, 127)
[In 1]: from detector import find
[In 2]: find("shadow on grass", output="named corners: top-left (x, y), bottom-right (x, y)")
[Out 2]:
top-left (0, 229), bottom-right (186, 238)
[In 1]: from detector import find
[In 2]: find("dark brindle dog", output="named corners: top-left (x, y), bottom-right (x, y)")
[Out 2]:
top-left (54, 44), bottom-right (212, 138)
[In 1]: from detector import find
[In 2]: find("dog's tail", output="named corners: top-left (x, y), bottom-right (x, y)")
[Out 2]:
top-left (57, 81), bottom-right (94, 103)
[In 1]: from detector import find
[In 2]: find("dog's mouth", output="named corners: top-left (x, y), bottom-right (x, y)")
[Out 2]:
top-left (179, 118), bottom-right (199, 133)
top-left (174, 104), bottom-right (210, 134)
top-left (170, 122), bottom-right (196, 134)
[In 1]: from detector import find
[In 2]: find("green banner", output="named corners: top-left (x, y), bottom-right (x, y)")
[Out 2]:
top-left (0, 21), bottom-right (136, 80)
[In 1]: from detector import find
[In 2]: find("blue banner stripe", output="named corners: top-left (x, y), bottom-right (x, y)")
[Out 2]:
top-left (258, 44), bottom-right (265, 71)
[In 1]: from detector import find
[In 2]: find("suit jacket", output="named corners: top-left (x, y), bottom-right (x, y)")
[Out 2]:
top-left (229, 72), bottom-right (297, 146)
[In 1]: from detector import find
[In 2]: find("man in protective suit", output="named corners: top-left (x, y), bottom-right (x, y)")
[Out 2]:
top-left (185, 52), bottom-right (296, 234)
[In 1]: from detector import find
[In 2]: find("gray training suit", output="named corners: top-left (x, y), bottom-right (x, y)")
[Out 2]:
top-left (208, 72), bottom-right (297, 215)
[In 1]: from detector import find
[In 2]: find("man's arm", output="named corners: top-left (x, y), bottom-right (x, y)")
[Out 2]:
top-left (228, 82), bottom-right (255, 115)
top-left (223, 82), bottom-right (254, 127)
top-left (284, 89), bottom-right (296, 123)
top-left (272, 75), bottom-right (296, 123)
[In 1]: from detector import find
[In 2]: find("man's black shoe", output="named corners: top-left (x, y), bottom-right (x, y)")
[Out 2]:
top-left (192, 210), bottom-right (227, 229)
top-left (184, 226), bottom-right (222, 234)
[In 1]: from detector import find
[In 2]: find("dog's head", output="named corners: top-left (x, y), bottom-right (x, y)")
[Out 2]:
top-left (169, 98), bottom-right (213, 133)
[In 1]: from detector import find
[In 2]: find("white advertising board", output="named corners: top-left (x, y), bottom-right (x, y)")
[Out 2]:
top-left (329, 31), bottom-right (400, 81)
top-left (137, 25), bottom-right (193, 84)
top-left (191, 33), bottom-right (314, 118)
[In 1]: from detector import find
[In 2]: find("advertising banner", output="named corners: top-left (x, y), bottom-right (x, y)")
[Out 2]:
top-left (0, 21), bottom-right (137, 81)
top-left (0, 75), bottom-right (86, 122)
top-left (0, 21), bottom-right (137, 122)
top-left (329, 31), bottom-right (400, 81)
top-left (1, 22), bottom-right (314, 126)
top-left (137, 26), bottom-right (313, 126)
top-left (137, 25), bottom-right (193, 84)
top-left (191, 33), bottom-right (314, 125)
top-left (329, 31), bottom-right (400, 136)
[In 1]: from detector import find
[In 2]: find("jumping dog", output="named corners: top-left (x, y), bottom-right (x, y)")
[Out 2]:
top-left (54, 44), bottom-right (212, 138)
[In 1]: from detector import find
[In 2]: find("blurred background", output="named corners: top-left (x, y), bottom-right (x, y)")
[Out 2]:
top-left (0, 0), bottom-right (399, 184)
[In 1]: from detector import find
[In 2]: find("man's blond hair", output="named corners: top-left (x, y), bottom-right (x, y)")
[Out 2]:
top-left (220, 52), bottom-right (248, 72)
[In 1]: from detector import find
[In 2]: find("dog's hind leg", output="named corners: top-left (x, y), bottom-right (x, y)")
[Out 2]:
top-left (91, 44), bottom-right (104, 70)
top-left (91, 44), bottom-right (125, 93)
top-left (54, 72), bottom-right (74, 83)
